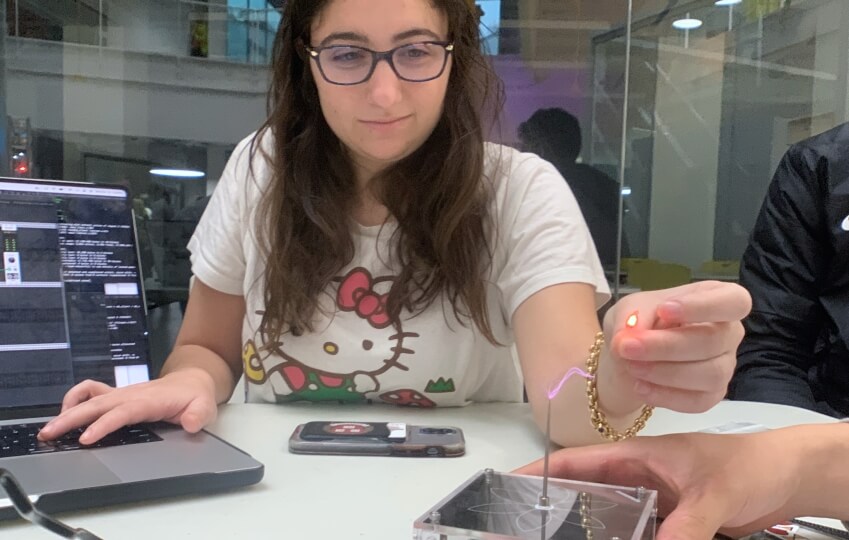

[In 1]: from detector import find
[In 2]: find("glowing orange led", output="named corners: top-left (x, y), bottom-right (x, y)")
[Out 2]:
top-left (626, 311), bottom-right (639, 328)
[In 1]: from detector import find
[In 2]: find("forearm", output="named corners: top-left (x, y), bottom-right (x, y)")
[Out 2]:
top-left (788, 423), bottom-right (849, 520)
top-left (159, 344), bottom-right (240, 404)
top-left (535, 345), bottom-right (645, 448)
top-left (513, 283), bottom-right (648, 447)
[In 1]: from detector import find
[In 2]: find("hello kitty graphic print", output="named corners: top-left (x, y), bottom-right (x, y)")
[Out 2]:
top-left (242, 267), bottom-right (450, 406)
top-left (190, 138), bottom-right (606, 408)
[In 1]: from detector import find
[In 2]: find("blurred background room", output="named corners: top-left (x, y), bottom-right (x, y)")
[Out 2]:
top-left (2, 0), bottom-right (845, 369)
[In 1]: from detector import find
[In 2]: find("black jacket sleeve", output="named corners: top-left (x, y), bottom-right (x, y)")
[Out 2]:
top-left (727, 143), bottom-right (830, 410)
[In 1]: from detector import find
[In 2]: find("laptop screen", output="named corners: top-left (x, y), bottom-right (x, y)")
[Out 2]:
top-left (0, 178), bottom-right (151, 415)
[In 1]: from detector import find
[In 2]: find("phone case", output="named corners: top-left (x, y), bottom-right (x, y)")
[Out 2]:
top-left (288, 421), bottom-right (465, 457)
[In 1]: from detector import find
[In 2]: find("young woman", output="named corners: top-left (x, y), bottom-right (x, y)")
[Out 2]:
top-left (39, 0), bottom-right (750, 448)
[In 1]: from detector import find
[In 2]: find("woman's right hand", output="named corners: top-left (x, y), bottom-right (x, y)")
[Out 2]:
top-left (37, 367), bottom-right (219, 444)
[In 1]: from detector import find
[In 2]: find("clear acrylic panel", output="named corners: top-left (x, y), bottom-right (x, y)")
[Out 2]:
top-left (413, 470), bottom-right (657, 540)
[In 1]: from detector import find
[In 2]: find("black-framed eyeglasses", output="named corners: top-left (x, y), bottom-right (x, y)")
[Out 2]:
top-left (304, 41), bottom-right (454, 86)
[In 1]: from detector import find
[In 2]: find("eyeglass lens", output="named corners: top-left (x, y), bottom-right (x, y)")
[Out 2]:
top-left (316, 42), bottom-right (449, 84)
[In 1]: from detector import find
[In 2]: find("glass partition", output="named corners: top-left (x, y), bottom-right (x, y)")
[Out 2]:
top-left (5, 0), bottom-right (841, 310)
top-left (607, 0), bottom-right (847, 292)
top-left (490, 1), bottom-right (632, 297)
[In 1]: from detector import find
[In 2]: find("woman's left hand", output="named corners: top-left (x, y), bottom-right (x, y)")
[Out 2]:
top-left (605, 280), bottom-right (752, 413)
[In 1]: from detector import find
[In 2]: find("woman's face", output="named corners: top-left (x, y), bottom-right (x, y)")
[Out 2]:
top-left (309, 0), bottom-right (451, 178)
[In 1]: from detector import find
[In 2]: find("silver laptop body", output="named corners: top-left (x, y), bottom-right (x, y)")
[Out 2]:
top-left (0, 176), bottom-right (262, 520)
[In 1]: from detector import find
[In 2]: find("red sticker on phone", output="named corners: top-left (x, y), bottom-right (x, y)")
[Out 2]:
top-left (323, 422), bottom-right (374, 435)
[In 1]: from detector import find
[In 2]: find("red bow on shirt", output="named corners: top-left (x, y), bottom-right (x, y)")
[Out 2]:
top-left (337, 269), bottom-right (391, 329)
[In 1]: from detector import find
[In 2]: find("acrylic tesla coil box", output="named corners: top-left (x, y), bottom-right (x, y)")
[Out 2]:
top-left (413, 469), bottom-right (657, 540)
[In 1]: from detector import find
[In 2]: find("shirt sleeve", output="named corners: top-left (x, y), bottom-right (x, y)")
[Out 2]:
top-left (728, 143), bottom-right (829, 411)
top-left (493, 150), bottom-right (611, 321)
top-left (187, 135), bottom-right (258, 295)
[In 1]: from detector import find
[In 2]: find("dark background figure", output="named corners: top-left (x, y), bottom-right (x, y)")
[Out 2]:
top-left (518, 107), bottom-right (628, 268)
top-left (728, 122), bottom-right (849, 418)
top-left (171, 194), bottom-right (212, 312)
top-left (175, 193), bottom-right (211, 224)
top-left (132, 196), bottom-right (155, 280)
top-left (148, 181), bottom-right (180, 223)
top-left (163, 194), bottom-right (210, 287)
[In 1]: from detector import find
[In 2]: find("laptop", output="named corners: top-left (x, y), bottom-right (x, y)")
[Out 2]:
top-left (0, 176), bottom-right (263, 521)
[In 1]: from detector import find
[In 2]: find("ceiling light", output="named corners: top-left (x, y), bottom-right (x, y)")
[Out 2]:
top-left (672, 18), bottom-right (703, 30)
top-left (149, 168), bottom-right (205, 178)
top-left (715, 0), bottom-right (742, 5)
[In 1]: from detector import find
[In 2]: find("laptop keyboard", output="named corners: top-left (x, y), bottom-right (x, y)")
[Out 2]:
top-left (0, 423), bottom-right (162, 458)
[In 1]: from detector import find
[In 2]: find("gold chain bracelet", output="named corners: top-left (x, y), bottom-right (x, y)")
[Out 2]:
top-left (585, 331), bottom-right (654, 441)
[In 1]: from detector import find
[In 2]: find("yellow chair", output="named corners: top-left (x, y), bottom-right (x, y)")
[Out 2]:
top-left (698, 259), bottom-right (740, 277)
top-left (616, 258), bottom-right (661, 292)
top-left (628, 262), bottom-right (692, 291)
top-left (620, 258), bottom-right (660, 272)
top-left (621, 258), bottom-right (658, 289)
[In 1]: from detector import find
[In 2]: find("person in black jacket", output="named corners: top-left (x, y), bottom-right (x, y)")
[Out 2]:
top-left (728, 122), bottom-right (849, 417)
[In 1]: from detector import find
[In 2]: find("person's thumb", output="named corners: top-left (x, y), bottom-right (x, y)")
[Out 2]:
top-left (656, 499), bottom-right (725, 540)
top-left (179, 397), bottom-right (216, 433)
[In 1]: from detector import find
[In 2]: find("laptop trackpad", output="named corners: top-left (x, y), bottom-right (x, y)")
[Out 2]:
top-left (6, 452), bottom-right (121, 495)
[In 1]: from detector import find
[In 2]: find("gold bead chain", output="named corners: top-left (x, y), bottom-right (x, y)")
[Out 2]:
top-left (585, 331), bottom-right (654, 441)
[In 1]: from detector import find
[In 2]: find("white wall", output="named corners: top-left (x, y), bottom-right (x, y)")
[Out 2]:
top-left (647, 35), bottom-right (724, 270)
top-left (647, 0), bottom-right (847, 268)
top-left (712, 0), bottom-right (845, 260)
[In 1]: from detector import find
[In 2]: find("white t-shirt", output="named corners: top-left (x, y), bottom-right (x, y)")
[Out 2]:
top-left (188, 133), bottom-right (610, 407)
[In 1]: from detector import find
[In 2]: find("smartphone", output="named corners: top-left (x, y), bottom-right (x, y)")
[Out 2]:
top-left (288, 421), bottom-right (465, 457)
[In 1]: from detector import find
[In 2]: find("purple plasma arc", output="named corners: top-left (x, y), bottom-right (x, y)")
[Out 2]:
top-left (547, 367), bottom-right (593, 400)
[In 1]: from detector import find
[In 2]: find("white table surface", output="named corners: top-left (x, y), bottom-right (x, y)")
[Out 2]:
top-left (0, 400), bottom-right (838, 539)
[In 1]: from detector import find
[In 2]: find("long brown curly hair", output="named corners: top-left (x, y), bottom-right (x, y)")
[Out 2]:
top-left (252, 0), bottom-right (504, 345)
